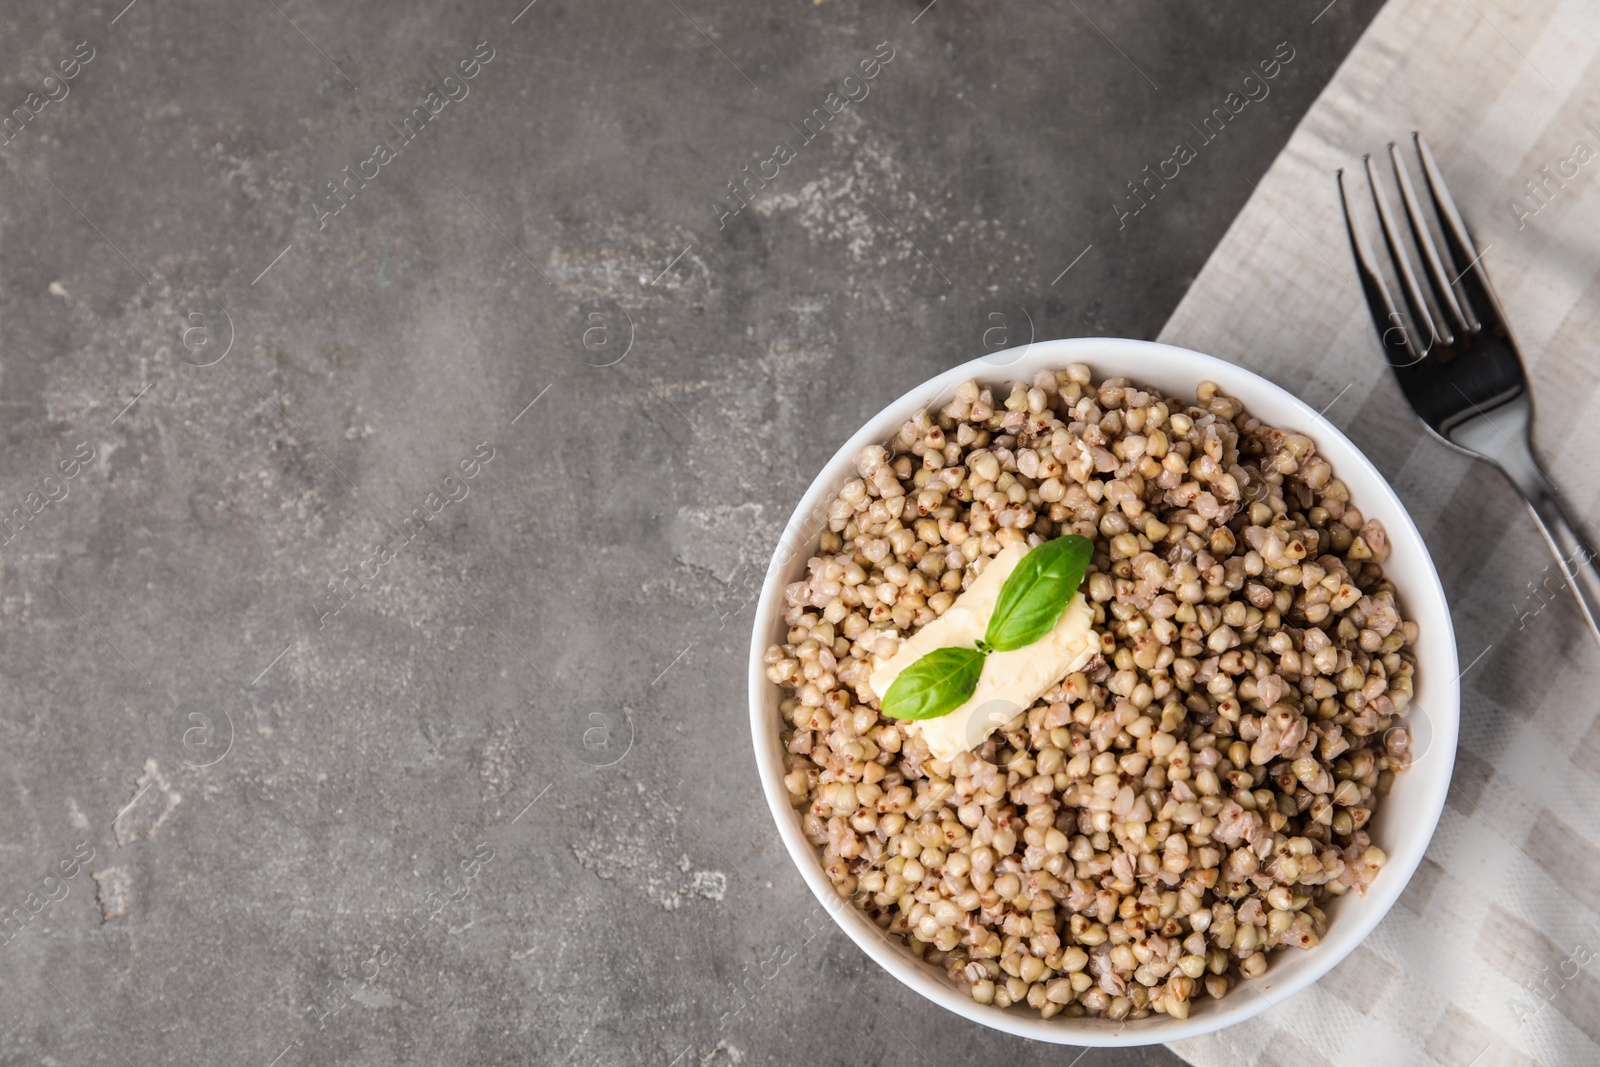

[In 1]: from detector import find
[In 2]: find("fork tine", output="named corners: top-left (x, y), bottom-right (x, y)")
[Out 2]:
top-left (1414, 132), bottom-right (1498, 333)
top-left (1364, 153), bottom-right (1445, 350)
top-left (1338, 168), bottom-right (1424, 367)
top-left (1388, 141), bottom-right (1469, 341)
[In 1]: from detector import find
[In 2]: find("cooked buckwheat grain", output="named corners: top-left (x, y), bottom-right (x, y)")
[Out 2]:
top-left (765, 366), bottom-right (1417, 1021)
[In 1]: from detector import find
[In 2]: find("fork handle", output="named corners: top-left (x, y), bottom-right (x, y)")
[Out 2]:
top-left (1515, 469), bottom-right (1600, 647)
top-left (1523, 489), bottom-right (1600, 646)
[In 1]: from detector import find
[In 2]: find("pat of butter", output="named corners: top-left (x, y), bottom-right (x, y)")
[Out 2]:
top-left (869, 544), bottom-right (1098, 761)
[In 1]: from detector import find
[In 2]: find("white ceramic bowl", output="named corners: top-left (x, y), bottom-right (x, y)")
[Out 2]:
top-left (747, 337), bottom-right (1459, 1046)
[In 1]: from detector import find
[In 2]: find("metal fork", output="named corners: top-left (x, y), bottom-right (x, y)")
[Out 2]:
top-left (1337, 132), bottom-right (1600, 647)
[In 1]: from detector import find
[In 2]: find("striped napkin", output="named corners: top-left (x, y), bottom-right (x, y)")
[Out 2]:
top-left (1156, 1), bottom-right (1600, 1064)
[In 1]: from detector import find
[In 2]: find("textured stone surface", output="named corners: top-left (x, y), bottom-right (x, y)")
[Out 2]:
top-left (0, 1), bottom-right (1381, 1063)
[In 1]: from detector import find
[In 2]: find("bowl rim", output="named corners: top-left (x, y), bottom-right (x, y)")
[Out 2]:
top-left (746, 336), bottom-right (1459, 1046)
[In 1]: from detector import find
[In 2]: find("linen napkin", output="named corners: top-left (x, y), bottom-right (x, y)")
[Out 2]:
top-left (1156, 1), bottom-right (1600, 1064)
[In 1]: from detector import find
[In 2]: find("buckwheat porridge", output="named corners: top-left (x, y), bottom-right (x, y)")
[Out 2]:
top-left (763, 365), bottom-right (1417, 1021)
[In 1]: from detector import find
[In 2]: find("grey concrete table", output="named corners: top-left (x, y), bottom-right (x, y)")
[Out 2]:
top-left (0, 1), bottom-right (1383, 1063)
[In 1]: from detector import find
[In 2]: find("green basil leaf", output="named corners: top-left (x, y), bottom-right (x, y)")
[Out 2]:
top-left (984, 535), bottom-right (1094, 652)
top-left (880, 646), bottom-right (986, 721)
